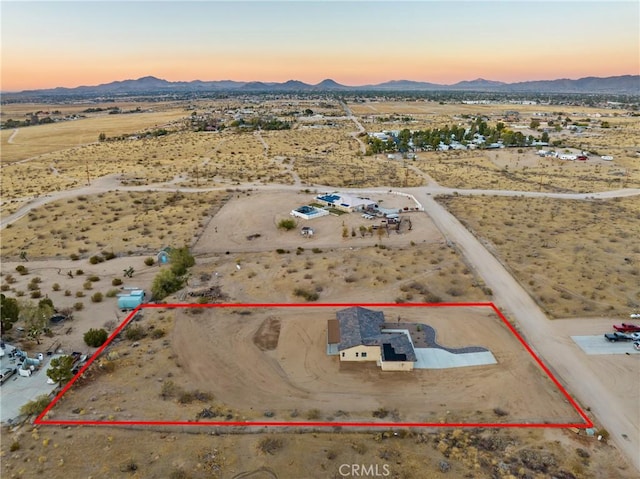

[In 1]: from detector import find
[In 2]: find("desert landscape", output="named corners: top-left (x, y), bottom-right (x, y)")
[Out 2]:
top-left (1, 93), bottom-right (639, 479)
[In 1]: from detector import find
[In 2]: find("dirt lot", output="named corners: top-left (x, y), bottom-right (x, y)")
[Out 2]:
top-left (437, 195), bottom-right (640, 319)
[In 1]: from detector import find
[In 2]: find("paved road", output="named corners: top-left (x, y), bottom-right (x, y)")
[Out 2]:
top-left (409, 188), bottom-right (640, 472)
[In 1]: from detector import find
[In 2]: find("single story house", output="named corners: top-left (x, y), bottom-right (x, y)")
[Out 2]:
top-left (327, 306), bottom-right (416, 371)
top-left (316, 193), bottom-right (377, 213)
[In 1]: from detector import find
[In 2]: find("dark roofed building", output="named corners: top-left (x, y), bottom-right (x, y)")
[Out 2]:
top-left (327, 306), bottom-right (416, 371)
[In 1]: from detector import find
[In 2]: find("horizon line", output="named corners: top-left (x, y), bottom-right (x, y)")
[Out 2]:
top-left (4, 73), bottom-right (639, 94)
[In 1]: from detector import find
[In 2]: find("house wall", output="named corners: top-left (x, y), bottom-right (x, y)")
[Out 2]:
top-left (340, 345), bottom-right (380, 362)
top-left (380, 360), bottom-right (414, 371)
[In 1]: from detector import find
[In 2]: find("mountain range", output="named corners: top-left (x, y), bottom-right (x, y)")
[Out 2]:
top-left (10, 75), bottom-right (640, 96)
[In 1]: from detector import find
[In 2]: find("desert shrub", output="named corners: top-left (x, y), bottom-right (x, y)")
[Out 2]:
top-left (102, 251), bottom-right (116, 260)
top-left (256, 437), bottom-right (283, 455)
top-left (15, 265), bottom-right (28, 275)
top-left (88, 275), bottom-right (100, 282)
top-left (0, 284), bottom-right (9, 292)
top-left (84, 328), bottom-right (108, 347)
top-left (89, 255), bottom-right (104, 265)
top-left (4, 274), bottom-right (16, 284)
top-left (306, 408), bottom-right (321, 420)
top-left (112, 278), bottom-right (123, 286)
top-left (74, 302), bottom-right (84, 310)
top-left (276, 249), bottom-right (287, 254)
top-left (160, 380), bottom-right (180, 399)
top-left (178, 391), bottom-right (195, 404)
top-left (52, 283), bottom-right (60, 291)
top-left (30, 290), bottom-right (42, 299)
top-left (169, 468), bottom-right (190, 479)
top-left (64, 289), bottom-right (72, 296)
top-left (70, 253), bottom-right (80, 261)
top-left (83, 281), bottom-right (93, 290)
top-left (106, 288), bottom-right (119, 298)
top-left (144, 257), bottom-right (155, 266)
top-left (372, 407), bottom-right (389, 418)
top-left (293, 288), bottom-right (319, 301)
top-left (125, 324), bottom-right (146, 341)
top-left (277, 218), bottom-right (296, 231)
top-left (91, 292), bottom-right (103, 303)
top-left (312, 248), bottom-right (322, 253)
top-left (20, 395), bottom-right (52, 416)
top-left (75, 269), bottom-right (84, 276)
top-left (10, 441), bottom-right (20, 452)
top-left (150, 328), bottom-right (166, 339)
top-left (27, 281), bottom-right (40, 291)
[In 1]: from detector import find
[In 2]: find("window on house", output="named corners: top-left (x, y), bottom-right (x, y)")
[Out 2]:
top-left (341, 352), bottom-right (345, 358)
top-left (355, 352), bottom-right (359, 357)
top-left (361, 352), bottom-right (367, 358)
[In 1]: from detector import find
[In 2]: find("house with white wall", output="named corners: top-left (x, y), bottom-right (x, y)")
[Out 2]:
top-left (327, 306), bottom-right (416, 371)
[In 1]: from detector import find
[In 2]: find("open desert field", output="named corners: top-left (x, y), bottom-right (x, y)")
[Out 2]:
top-left (0, 104), bottom-right (189, 164)
top-left (3, 423), bottom-right (635, 479)
top-left (437, 195), bottom-right (640, 318)
top-left (2, 99), bottom-right (639, 479)
top-left (1, 190), bottom-right (228, 259)
top-left (413, 149), bottom-right (639, 192)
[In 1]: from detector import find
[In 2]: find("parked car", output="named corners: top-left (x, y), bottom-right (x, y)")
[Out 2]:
top-left (630, 313), bottom-right (640, 319)
top-left (0, 367), bottom-right (17, 385)
top-left (613, 323), bottom-right (640, 333)
top-left (604, 332), bottom-right (634, 342)
top-left (634, 341), bottom-right (640, 351)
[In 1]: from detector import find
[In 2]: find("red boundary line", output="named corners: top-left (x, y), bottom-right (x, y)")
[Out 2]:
top-left (35, 302), bottom-right (592, 428)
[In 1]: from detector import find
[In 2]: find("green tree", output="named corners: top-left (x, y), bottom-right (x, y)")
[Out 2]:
top-left (19, 300), bottom-right (53, 345)
top-left (46, 355), bottom-right (75, 386)
top-left (84, 328), bottom-right (109, 347)
top-left (277, 219), bottom-right (297, 231)
top-left (151, 269), bottom-right (184, 300)
top-left (541, 131), bottom-right (550, 143)
top-left (169, 246), bottom-right (195, 277)
top-left (1, 294), bottom-right (19, 334)
top-left (529, 119), bottom-right (541, 129)
top-left (98, 132), bottom-right (106, 142)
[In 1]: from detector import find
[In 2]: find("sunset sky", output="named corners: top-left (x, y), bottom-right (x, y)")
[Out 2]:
top-left (1, 1), bottom-right (638, 91)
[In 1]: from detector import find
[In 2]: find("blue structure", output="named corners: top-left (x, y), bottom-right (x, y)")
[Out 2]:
top-left (117, 289), bottom-right (145, 311)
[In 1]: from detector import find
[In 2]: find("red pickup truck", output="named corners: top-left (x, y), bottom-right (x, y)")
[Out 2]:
top-left (613, 323), bottom-right (640, 333)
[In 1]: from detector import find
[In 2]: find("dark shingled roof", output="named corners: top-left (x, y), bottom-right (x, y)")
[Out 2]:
top-left (336, 306), bottom-right (385, 351)
top-left (335, 307), bottom-right (416, 362)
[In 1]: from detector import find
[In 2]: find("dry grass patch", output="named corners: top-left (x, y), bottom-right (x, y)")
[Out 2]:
top-left (0, 106), bottom-right (188, 164)
top-left (413, 149), bottom-right (639, 192)
top-left (439, 195), bottom-right (640, 318)
top-left (1, 190), bottom-right (228, 259)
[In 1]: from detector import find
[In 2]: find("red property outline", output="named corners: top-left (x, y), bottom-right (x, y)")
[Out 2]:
top-left (36, 302), bottom-right (593, 428)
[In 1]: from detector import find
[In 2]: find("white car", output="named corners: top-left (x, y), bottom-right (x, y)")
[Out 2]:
top-left (630, 313), bottom-right (640, 319)
top-left (630, 332), bottom-right (640, 341)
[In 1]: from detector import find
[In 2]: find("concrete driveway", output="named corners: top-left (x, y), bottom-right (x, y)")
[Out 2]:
top-left (572, 336), bottom-right (640, 355)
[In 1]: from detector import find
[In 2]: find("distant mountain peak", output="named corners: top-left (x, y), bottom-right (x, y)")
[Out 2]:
top-left (7, 74), bottom-right (639, 96)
